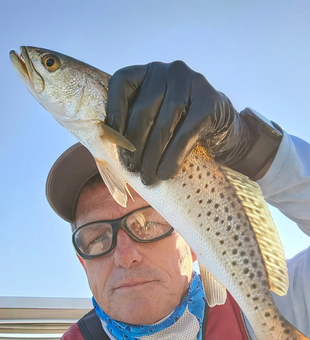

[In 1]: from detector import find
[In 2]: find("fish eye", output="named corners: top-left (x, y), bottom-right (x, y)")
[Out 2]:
top-left (43, 54), bottom-right (60, 72)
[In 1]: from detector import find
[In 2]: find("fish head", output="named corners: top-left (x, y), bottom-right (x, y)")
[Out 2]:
top-left (9, 46), bottom-right (110, 125)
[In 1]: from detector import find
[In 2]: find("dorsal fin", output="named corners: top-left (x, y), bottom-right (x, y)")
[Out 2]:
top-left (221, 166), bottom-right (289, 296)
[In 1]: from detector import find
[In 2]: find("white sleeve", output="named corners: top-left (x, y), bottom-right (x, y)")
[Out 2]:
top-left (256, 131), bottom-right (310, 336)
top-left (257, 131), bottom-right (310, 236)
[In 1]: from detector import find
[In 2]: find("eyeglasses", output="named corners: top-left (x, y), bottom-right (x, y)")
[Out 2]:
top-left (72, 206), bottom-right (174, 259)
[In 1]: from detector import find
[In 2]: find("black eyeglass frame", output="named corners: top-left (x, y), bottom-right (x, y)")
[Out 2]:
top-left (72, 206), bottom-right (175, 259)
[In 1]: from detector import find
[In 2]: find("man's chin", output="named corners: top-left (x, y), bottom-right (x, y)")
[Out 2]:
top-left (107, 294), bottom-right (174, 325)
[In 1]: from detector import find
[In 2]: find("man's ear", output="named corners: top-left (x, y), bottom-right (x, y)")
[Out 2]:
top-left (191, 249), bottom-right (198, 262)
top-left (77, 254), bottom-right (87, 272)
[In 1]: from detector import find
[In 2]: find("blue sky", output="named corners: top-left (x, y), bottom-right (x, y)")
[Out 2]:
top-left (1, 0), bottom-right (309, 298)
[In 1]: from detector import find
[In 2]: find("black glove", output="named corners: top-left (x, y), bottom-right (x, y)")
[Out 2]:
top-left (106, 61), bottom-right (278, 184)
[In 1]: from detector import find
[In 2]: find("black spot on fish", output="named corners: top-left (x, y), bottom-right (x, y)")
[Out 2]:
top-left (224, 207), bottom-right (229, 213)
top-left (232, 261), bottom-right (237, 266)
top-left (187, 195), bottom-right (191, 199)
top-left (239, 282), bottom-right (243, 285)
top-left (253, 297), bottom-right (259, 301)
top-left (207, 211), bottom-right (211, 216)
top-left (240, 251), bottom-right (245, 256)
top-left (199, 199), bottom-right (203, 204)
top-left (182, 183), bottom-right (186, 187)
top-left (284, 329), bottom-right (291, 334)
top-left (219, 240), bottom-right (224, 245)
top-left (252, 262), bottom-right (258, 268)
top-left (214, 217), bottom-right (219, 222)
top-left (207, 199), bottom-right (212, 204)
top-left (220, 193), bottom-right (224, 198)
top-left (265, 312), bottom-right (270, 317)
top-left (222, 251), bottom-right (226, 255)
top-left (207, 172), bottom-right (210, 176)
top-left (236, 225), bottom-right (241, 230)
top-left (211, 187), bottom-right (215, 193)
top-left (198, 174), bottom-right (202, 179)
top-left (227, 225), bottom-right (231, 231)
top-left (198, 214), bottom-right (201, 218)
top-left (205, 183), bottom-right (208, 188)
top-left (238, 242), bottom-right (242, 247)
top-left (196, 166), bottom-right (200, 171)
top-left (189, 175), bottom-right (193, 179)
top-left (214, 204), bottom-right (219, 209)
top-left (232, 249), bottom-right (237, 255)
top-left (247, 294), bottom-right (250, 298)
top-left (243, 268), bottom-right (249, 274)
top-left (244, 237), bottom-right (250, 242)
top-left (250, 250), bottom-right (255, 257)
top-left (196, 189), bottom-right (200, 193)
top-left (215, 232), bottom-right (220, 236)
top-left (249, 273), bottom-right (254, 279)
top-left (233, 235), bottom-right (239, 241)
top-left (182, 168), bottom-right (186, 172)
top-left (189, 163), bottom-right (194, 167)
top-left (243, 259), bottom-right (249, 264)
top-left (251, 284), bottom-right (257, 289)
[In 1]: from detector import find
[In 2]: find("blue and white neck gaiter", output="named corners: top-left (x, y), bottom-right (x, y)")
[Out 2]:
top-left (93, 272), bottom-right (206, 340)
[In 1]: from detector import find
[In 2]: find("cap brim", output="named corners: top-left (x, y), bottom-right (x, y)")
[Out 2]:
top-left (46, 143), bottom-right (99, 223)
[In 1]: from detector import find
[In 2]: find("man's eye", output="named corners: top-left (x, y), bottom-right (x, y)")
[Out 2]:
top-left (90, 233), bottom-right (110, 244)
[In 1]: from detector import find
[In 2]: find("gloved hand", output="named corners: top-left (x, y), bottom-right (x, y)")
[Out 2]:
top-left (106, 61), bottom-right (261, 185)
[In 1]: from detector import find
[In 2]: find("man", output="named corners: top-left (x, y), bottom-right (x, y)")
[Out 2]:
top-left (46, 62), bottom-right (310, 339)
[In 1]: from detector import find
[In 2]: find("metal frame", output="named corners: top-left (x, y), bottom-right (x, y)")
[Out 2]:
top-left (0, 296), bottom-right (92, 340)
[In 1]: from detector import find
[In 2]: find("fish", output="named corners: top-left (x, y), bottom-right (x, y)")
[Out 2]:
top-left (10, 46), bottom-right (309, 340)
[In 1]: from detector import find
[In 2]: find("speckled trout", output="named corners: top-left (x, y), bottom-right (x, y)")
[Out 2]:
top-left (10, 46), bottom-right (309, 340)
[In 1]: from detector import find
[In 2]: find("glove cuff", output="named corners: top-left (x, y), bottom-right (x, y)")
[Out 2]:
top-left (232, 108), bottom-right (282, 179)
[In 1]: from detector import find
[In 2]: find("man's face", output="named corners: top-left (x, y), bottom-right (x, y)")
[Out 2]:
top-left (75, 181), bottom-right (196, 325)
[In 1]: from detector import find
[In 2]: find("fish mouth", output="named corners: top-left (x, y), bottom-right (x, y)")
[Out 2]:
top-left (9, 47), bottom-right (31, 81)
top-left (10, 46), bottom-right (45, 93)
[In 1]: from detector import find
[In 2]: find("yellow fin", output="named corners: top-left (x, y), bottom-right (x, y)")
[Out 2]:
top-left (220, 166), bottom-right (289, 296)
top-left (99, 123), bottom-right (136, 152)
top-left (95, 158), bottom-right (134, 207)
top-left (199, 262), bottom-right (227, 307)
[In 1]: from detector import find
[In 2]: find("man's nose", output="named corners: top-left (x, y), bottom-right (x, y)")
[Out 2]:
top-left (114, 229), bottom-right (143, 268)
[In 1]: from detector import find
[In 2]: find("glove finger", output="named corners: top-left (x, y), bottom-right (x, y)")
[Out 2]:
top-left (156, 102), bottom-right (211, 180)
top-left (140, 85), bottom-right (192, 184)
top-left (106, 64), bottom-right (149, 134)
top-left (120, 63), bottom-right (170, 172)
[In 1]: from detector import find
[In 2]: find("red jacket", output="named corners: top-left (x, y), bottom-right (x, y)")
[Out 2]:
top-left (61, 292), bottom-right (250, 340)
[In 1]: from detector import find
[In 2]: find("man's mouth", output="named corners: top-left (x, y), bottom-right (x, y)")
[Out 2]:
top-left (116, 279), bottom-right (155, 290)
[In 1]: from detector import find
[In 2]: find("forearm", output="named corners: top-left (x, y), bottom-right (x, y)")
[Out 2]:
top-left (257, 131), bottom-right (310, 236)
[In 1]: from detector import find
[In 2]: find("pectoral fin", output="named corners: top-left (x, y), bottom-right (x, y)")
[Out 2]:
top-left (199, 262), bottom-right (227, 307)
top-left (95, 158), bottom-right (134, 207)
top-left (99, 123), bottom-right (136, 152)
